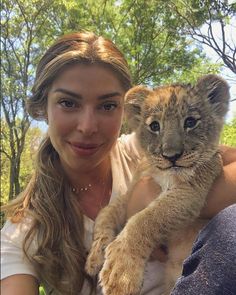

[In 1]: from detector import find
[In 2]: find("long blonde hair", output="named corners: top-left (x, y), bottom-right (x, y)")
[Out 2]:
top-left (4, 31), bottom-right (131, 294)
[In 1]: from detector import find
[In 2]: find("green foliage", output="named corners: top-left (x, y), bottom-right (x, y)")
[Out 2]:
top-left (1, 121), bottom-right (43, 204)
top-left (52, 0), bottom-right (220, 85)
top-left (220, 118), bottom-right (236, 147)
top-left (39, 286), bottom-right (46, 295)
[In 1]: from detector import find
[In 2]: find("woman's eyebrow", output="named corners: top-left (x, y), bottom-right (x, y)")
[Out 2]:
top-left (53, 88), bottom-right (82, 99)
top-left (53, 89), bottom-right (122, 100)
top-left (98, 92), bottom-right (122, 100)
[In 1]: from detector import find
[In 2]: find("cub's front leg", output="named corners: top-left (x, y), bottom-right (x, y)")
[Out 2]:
top-left (100, 224), bottom-right (147, 295)
top-left (99, 187), bottom-right (206, 295)
top-left (85, 193), bottom-right (129, 276)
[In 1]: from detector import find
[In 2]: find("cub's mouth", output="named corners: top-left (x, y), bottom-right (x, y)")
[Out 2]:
top-left (148, 149), bottom-right (202, 171)
top-left (153, 155), bottom-right (199, 171)
top-left (155, 163), bottom-right (197, 175)
top-left (156, 164), bottom-right (188, 171)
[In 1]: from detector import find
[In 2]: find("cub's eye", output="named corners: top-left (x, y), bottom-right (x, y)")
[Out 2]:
top-left (149, 121), bottom-right (160, 132)
top-left (184, 117), bottom-right (198, 129)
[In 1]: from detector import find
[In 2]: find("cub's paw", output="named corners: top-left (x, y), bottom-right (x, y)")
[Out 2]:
top-left (99, 234), bottom-right (145, 295)
top-left (85, 236), bottom-right (113, 276)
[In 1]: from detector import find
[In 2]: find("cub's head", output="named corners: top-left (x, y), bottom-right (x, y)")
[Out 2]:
top-left (125, 74), bottom-right (230, 171)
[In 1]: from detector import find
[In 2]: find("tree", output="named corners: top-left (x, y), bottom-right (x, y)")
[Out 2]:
top-left (169, 0), bottom-right (236, 76)
top-left (220, 118), bottom-right (236, 146)
top-left (1, 0), bottom-right (65, 200)
top-left (1, 121), bottom-right (43, 204)
top-left (60, 0), bottom-right (220, 85)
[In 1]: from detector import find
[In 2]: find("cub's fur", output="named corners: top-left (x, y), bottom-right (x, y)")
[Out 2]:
top-left (86, 75), bottom-right (230, 295)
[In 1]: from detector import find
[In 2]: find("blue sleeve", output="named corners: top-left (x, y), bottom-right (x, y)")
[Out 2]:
top-left (171, 204), bottom-right (236, 295)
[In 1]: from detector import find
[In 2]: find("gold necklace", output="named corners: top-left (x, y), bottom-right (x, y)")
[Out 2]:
top-left (71, 164), bottom-right (112, 196)
top-left (71, 184), bottom-right (92, 194)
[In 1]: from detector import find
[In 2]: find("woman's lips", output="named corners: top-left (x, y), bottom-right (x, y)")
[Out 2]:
top-left (69, 142), bottom-right (101, 156)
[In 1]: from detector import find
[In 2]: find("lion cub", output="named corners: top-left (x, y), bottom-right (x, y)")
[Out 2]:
top-left (86, 74), bottom-right (230, 295)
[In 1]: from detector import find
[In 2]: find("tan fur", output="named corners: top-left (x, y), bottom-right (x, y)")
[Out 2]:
top-left (85, 74), bottom-right (230, 295)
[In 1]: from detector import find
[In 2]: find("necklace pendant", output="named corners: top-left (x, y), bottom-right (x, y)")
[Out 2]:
top-left (72, 183), bottom-right (92, 194)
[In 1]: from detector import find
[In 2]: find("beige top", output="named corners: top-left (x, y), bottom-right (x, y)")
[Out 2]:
top-left (1, 133), bottom-right (165, 294)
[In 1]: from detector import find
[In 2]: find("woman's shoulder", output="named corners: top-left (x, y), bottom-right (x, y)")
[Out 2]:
top-left (1, 218), bottom-right (38, 281)
top-left (2, 217), bottom-right (32, 231)
top-left (1, 217), bottom-right (34, 246)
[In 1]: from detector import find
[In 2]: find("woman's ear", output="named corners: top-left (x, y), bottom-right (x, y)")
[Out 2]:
top-left (125, 85), bottom-right (152, 131)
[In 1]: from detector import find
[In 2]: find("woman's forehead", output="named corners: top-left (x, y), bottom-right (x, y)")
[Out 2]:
top-left (51, 64), bottom-right (126, 93)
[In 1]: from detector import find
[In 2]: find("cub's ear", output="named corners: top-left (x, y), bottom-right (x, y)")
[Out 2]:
top-left (125, 85), bottom-right (152, 130)
top-left (195, 74), bottom-right (230, 117)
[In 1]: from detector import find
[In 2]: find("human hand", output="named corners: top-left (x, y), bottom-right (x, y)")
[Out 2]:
top-left (127, 176), bottom-right (161, 219)
top-left (220, 145), bottom-right (236, 165)
top-left (201, 149), bottom-right (236, 219)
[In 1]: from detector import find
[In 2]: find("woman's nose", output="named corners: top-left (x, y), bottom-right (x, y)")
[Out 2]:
top-left (76, 108), bottom-right (98, 135)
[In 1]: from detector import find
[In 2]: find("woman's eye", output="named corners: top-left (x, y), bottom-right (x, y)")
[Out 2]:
top-left (102, 103), bottom-right (117, 111)
top-left (59, 99), bottom-right (76, 108)
top-left (184, 117), bottom-right (198, 129)
top-left (149, 121), bottom-right (160, 132)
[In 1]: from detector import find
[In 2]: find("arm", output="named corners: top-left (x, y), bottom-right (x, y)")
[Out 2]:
top-left (200, 161), bottom-right (236, 218)
top-left (1, 275), bottom-right (39, 295)
top-left (86, 192), bottom-right (130, 276)
top-left (99, 183), bottom-right (208, 295)
top-left (127, 146), bottom-right (236, 220)
top-left (1, 220), bottom-right (39, 294)
top-left (126, 176), bottom-right (161, 219)
top-left (220, 145), bottom-right (236, 165)
top-left (201, 145), bottom-right (236, 218)
top-left (126, 147), bottom-right (236, 261)
top-left (171, 204), bottom-right (236, 295)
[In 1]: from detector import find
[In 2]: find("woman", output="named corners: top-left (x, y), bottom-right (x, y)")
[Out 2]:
top-left (1, 31), bottom-right (236, 295)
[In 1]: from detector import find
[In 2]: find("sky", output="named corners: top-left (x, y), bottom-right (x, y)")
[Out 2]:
top-left (201, 17), bottom-right (236, 122)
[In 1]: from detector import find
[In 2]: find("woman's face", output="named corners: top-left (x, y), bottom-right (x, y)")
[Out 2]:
top-left (47, 64), bottom-right (126, 174)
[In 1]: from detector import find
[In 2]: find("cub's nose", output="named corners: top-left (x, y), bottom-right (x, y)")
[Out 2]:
top-left (162, 152), bottom-right (183, 163)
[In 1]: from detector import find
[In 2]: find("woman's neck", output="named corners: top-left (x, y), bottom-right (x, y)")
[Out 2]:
top-left (60, 156), bottom-right (113, 219)
top-left (76, 171), bottom-right (112, 220)
top-left (62, 156), bottom-right (112, 190)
